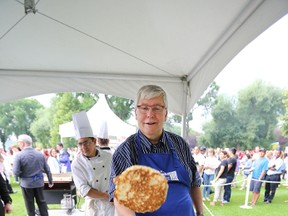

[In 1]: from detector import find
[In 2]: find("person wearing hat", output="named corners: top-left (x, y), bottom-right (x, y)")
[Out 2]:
top-left (97, 121), bottom-right (114, 154)
top-left (249, 147), bottom-right (269, 206)
top-left (109, 85), bottom-right (203, 216)
top-left (200, 146), bottom-right (207, 157)
top-left (71, 111), bottom-right (114, 216)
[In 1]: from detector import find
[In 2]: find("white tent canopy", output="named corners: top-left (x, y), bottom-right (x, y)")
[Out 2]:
top-left (59, 94), bottom-right (136, 140)
top-left (1, 1), bottom-right (288, 130)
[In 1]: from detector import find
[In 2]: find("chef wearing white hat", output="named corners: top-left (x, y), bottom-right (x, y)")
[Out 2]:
top-left (97, 121), bottom-right (114, 154)
top-left (71, 111), bottom-right (115, 216)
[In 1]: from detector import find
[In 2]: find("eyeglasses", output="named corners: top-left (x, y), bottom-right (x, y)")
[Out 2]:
top-left (137, 105), bottom-right (166, 114)
top-left (78, 140), bottom-right (93, 147)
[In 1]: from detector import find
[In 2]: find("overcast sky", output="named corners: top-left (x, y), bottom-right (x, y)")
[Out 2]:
top-left (215, 14), bottom-right (288, 95)
top-left (190, 14), bottom-right (288, 131)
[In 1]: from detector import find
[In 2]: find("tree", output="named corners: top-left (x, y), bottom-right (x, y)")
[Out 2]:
top-left (106, 95), bottom-right (134, 121)
top-left (170, 81), bottom-right (219, 139)
top-left (30, 108), bottom-right (52, 148)
top-left (236, 80), bottom-right (284, 149)
top-left (0, 99), bottom-right (43, 149)
top-left (200, 80), bottom-right (284, 150)
top-left (280, 90), bottom-right (288, 136)
top-left (200, 95), bottom-right (243, 148)
top-left (49, 93), bottom-right (97, 147)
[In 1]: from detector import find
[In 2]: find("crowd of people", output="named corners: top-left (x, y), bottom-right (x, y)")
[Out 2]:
top-left (192, 145), bottom-right (288, 207)
top-left (0, 84), bottom-right (287, 216)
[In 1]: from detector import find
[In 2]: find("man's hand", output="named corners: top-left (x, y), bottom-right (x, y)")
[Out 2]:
top-left (5, 203), bottom-right (12, 214)
top-left (48, 183), bottom-right (54, 188)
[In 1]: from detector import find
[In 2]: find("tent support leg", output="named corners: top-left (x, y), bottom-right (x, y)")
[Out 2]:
top-left (181, 78), bottom-right (189, 139)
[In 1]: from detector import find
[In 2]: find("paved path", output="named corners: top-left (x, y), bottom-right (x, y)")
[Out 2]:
top-left (48, 209), bottom-right (84, 216)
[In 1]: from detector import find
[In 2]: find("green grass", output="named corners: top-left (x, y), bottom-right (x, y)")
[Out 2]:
top-left (8, 176), bottom-right (288, 216)
top-left (201, 178), bottom-right (288, 216)
top-left (8, 177), bottom-right (85, 216)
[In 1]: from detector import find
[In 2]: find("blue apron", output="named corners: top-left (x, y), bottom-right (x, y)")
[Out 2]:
top-left (136, 132), bottom-right (195, 216)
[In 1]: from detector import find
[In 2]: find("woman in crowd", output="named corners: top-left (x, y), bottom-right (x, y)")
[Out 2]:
top-left (210, 150), bottom-right (228, 206)
top-left (239, 153), bottom-right (253, 190)
top-left (202, 148), bottom-right (219, 201)
top-left (47, 148), bottom-right (60, 174)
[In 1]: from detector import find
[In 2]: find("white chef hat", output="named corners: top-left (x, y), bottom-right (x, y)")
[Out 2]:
top-left (98, 120), bottom-right (109, 139)
top-left (72, 111), bottom-right (94, 140)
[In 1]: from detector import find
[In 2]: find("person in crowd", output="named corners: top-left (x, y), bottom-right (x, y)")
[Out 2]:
top-left (0, 153), bottom-right (16, 194)
top-left (8, 147), bottom-right (21, 183)
top-left (210, 150), bottom-right (228, 206)
top-left (97, 121), bottom-right (114, 154)
top-left (193, 146), bottom-right (205, 179)
top-left (249, 147), bottom-right (268, 206)
top-left (56, 142), bottom-right (71, 173)
top-left (265, 150), bottom-right (273, 161)
top-left (232, 153), bottom-right (241, 188)
top-left (71, 111), bottom-right (114, 216)
top-left (200, 146), bottom-right (207, 157)
top-left (0, 172), bottom-right (12, 215)
top-left (42, 149), bottom-right (49, 161)
top-left (202, 148), bottom-right (219, 201)
top-left (239, 153), bottom-right (253, 190)
top-left (13, 134), bottom-right (53, 216)
top-left (284, 153), bottom-right (288, 184)
top-left (264, 149), bottom-right (284, 204)
top-left (223, 147), bottom-right (237, 203)
top-left (47, 148), bottom-right (60, 174)
top-left (252, 146), bottom-right (260, 161)
top-left (109, 85), bottom-right (203, 216)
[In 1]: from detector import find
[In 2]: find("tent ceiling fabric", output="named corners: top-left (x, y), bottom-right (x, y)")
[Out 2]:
top-left (0, 0), bottom-right (287, 115)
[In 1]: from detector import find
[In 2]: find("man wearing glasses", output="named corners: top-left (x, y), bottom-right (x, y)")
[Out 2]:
top-left (109, 85), bottom-right (204, 216)
top-left (71, 111), bottom-right (114, 216)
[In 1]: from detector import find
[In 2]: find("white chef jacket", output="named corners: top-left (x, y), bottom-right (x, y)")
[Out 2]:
top-left (72, 149), bottom-right (114, 216)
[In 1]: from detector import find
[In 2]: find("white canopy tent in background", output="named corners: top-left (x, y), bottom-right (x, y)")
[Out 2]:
top-left (59, 94), bottom-right (136, 142)
top-left (1, 0), bottom-right (288, 137)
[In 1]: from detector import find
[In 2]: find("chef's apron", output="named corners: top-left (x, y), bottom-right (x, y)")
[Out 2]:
top-left (136, 132), bottom-right (195, 216)
top-left (82, 153), bottom-right (115, 216)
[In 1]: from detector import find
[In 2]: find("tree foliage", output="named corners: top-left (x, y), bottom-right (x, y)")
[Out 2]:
top-left (236, 80), bottom-right (284, 148)
top-left (49, 93), bottom-right (97, 147)
top-left (200, 95), bottom-right (243, 148)
top-left (0, 99), bottom-right (43, 149)
top-left (30, 108), bottom-right (52, 148)
top-left (200, 80), bottom-right (284, 150)
top-left (280, 90), bottom-right (288, 136)
top-left (106, 95), bottom-right (134, 121)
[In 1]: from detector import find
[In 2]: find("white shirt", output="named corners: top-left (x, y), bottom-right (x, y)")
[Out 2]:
top-left (71, 149), bottom-right (114, 216)
top-left (267, 157), bottom-right (284, 175)
top-left (193, 153), bottom-right (205, 174)
top-left (203, 156), bottom-right (220, 175)
top-left (47, 156), bottom-right (60, 174)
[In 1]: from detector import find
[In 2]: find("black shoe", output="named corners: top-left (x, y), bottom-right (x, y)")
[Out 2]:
top-left (265, 200), bottom-right (271, 204)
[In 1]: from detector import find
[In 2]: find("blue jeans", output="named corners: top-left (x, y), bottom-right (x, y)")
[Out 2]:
top-left (202, 173), bottom-right (215, 198)
top-left (224, 175), bottom-right (234, 202)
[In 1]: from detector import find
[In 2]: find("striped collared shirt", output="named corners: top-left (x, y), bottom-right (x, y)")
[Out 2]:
top-left (109, 130), bottom-right (201, 200)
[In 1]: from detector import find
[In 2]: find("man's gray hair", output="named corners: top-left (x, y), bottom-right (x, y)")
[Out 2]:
top-left (136, 85), bottom-right (168, 108)
top-left (18, 134), bottom-right (33, 146)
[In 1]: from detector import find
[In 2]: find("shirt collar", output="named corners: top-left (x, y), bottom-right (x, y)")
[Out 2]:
top-left (138, 130), bottom-right (167, 150)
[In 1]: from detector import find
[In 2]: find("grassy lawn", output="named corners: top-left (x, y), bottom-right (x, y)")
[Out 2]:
top-left (201, 179), bottom-right (288, 216)
top-left (7, 176), bottom-right (288, 216)
top-left (8, 177), bottom-right (85, 216)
